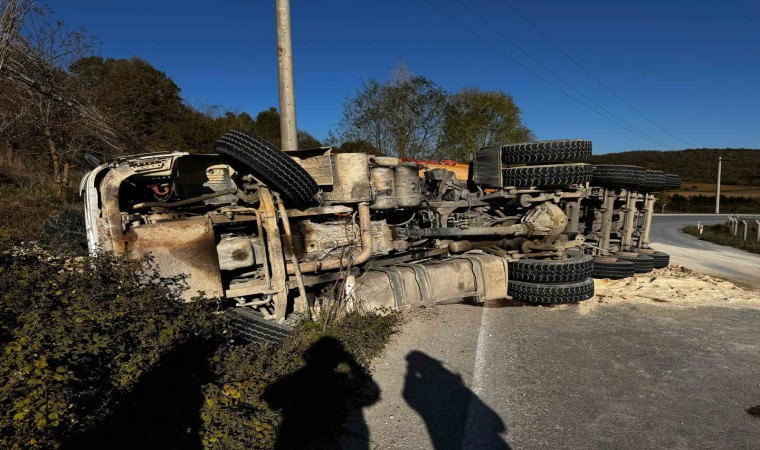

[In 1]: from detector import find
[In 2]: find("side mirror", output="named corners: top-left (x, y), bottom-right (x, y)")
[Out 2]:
top-left (84, 153), bottom-right (102, 168)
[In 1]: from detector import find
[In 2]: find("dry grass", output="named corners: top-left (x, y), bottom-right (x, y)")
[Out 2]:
top-left (0, 155), bottom-right (83, 240)
top-left (683, 223), bottom-right (760, 255)
top-left (674, 183), bottom-right (760, 198)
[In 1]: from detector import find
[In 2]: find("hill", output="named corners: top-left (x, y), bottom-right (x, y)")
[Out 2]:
top-left (586, 149), bottom-right (760, 186)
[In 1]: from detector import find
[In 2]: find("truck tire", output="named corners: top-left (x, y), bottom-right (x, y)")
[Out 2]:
top-left (592, 258), bottom-right (635, 279)
top-left (499, 139), bottom-right (592, 164)
top-left (664, 173), bottom-right (681, 190)
top-left (614, 253), bottom-right (654, 273)
top-left (508, 254), bottom-right (593, 283)
top-left (214, 130), bottom-right (319, 206)
top-left (503, 163), bottom-right (593, 187)
top-left (643, 170), bottom-right (667, 192)
top-left (224, 308), bottom-right (292, 344)
top-left (508, 278), bottom-right (595, 305)
top-left (591, 165), bottom-right (646, 188)
top-left (650, 251), bottom-right (670, 268)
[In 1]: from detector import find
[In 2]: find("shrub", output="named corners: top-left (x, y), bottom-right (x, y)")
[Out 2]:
top-left (0, 239), bottom-right (218, 448)
top-left (683, 222), bottom-right (760, 255)
top-left (0, 237), bottom-right (400, 449)
top-left (198, 311), bottom-right (399, 449)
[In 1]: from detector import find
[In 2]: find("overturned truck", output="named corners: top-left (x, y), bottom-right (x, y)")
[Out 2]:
top-left (579, 165), bottom-right (680, 279)
top-left (81, 131), bottom-right (676, 340)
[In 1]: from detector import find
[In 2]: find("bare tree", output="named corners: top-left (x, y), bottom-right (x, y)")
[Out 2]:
top-left (0, 0), bottom-right (31, 71)
top-left (0, 0), bottom-right (138, 198)
top-left (334, 71), bottom-right (447, 159)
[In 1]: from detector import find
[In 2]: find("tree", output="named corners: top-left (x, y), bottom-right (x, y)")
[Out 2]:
top-left (333, 72), bottom-right (447, 159)
top-left (253, 107), bottom-right (280, 145)
top-left (69, 56), bottom-right (185, 149)
top-left (244, 107), bottom-right (320, 150)
top-left (333, 139), bottom-right (381, 155)
top-left (0, 1), bottom-right (143, 198)
top-left (439, 88), bottom-right (534, 162)
top-left (0, 2), bottom-right (101, 198)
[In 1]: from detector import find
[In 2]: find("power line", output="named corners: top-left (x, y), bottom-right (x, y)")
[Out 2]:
top-left (423, 0), bottom-right (676, 149)
top-left (451, 0), bottom-right (677, 150)
top-left (501, 0), bottom-right (694, 148)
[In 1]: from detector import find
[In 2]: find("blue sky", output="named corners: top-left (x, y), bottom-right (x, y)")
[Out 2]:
top-left (51, 0), bottom-right (759, 153)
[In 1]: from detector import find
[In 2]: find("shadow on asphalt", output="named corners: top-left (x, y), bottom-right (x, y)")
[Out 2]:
top-left (263, 336), bottom-right (380, 449)
top-left (402, 351), bottom-right (511, 449)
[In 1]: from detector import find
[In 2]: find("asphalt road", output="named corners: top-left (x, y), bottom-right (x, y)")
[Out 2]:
top-left (355, 215), bottom-right (760, 449)
top-left (650, 214), bottom-right (760, 288)
top-left (361, 302), bottom-right (760, 449)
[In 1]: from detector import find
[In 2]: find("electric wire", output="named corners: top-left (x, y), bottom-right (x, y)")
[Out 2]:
top-left (501, 0), bottom-right (694, 148)
top-left (452, 0), bottom-right (677, 150)
top-left (422, 0), bottom-right (676, 149)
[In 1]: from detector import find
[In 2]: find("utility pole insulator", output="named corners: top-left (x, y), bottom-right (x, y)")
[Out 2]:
top-left (275, 0), bottom-right (298, 151)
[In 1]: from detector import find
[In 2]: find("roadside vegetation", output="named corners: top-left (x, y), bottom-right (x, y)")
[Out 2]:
top-left (588, 149), bottom-right (760, 214)
top-left (683, 222), bottom-right (760, 255)
top-left (661, 194), bottom-right (760, 214)
top-left (587, 148), bottom-right (760, 186)
top-left (0, 238), bottom-right (399, 448)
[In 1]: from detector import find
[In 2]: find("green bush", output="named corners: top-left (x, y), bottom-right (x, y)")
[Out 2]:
top-left (0, 238), bottom-right (400, 449)
top-left (663, 194), bottom-right (760, 214)
top-left (199, 312), bottom-right (399, 449)
top-left (0, 239), bottom-right (218, 448)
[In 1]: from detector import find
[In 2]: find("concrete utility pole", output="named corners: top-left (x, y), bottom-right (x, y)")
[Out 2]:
top-left (715, 156), bottom-right (722, 214)
top-left (275, 0), bottom-right (298, 151)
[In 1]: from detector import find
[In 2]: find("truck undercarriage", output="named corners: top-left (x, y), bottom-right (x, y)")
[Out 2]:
top-left (81, 131), bottom-right (679, 339)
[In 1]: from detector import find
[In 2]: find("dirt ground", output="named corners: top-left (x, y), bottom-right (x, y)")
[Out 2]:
top-left (572, 265), bottom-right (760, 313)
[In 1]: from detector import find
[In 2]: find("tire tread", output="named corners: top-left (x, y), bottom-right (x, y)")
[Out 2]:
top-left (503, 163), bottom-right (593, 187)
top-left (497, 139), bottom-right (592, 164)
top-left (214, 130), bottom-right (319, 205)
top-left (508, 278), bottom-right (595, 304)
top-left (509, 254), bottom-right (593, 283)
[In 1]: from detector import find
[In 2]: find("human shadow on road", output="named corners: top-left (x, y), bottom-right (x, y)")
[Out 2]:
top-left (403, 351), bottom-right (510, 449)
top-left (263, 337), bottom-right (380, 449)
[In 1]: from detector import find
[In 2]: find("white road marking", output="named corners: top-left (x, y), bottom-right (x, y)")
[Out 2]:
top-left (463, 305), bottom-right (494, 448)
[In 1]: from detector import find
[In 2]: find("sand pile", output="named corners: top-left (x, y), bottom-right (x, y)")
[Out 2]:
top-left (568, 265), bottom-right (760, 314)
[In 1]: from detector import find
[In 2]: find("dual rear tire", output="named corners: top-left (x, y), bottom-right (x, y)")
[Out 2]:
top-left (590, 164), bottom-right (681, 192)
top-left (635, 249), bottom-right (670, 268)
top-left (591, 257), bottom-right (635, 279)
top-left (507, 254), bottom-right (595, 304)
top-left (613, 252), bottom-right (655, 273)
top-left (590, 250), bottom-right (670, 280)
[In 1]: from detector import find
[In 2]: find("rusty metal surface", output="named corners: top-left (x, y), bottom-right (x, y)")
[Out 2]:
top-left (370, 166), bottom-right (397, 210)
top-left (323, 153), bottom-right (371, 203)
top-left (257, 187), bottom-right (289, 320)
top-left (99, 164), bottom-right (137, 253)
top-left (394, 163), bottom-right (423, 208)
top-left (293, 153), bottom-right (334, 186)
top-left (283, 205), bottom-right (352, 218)
top-left (125, 216), bottom-right (223, 301)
